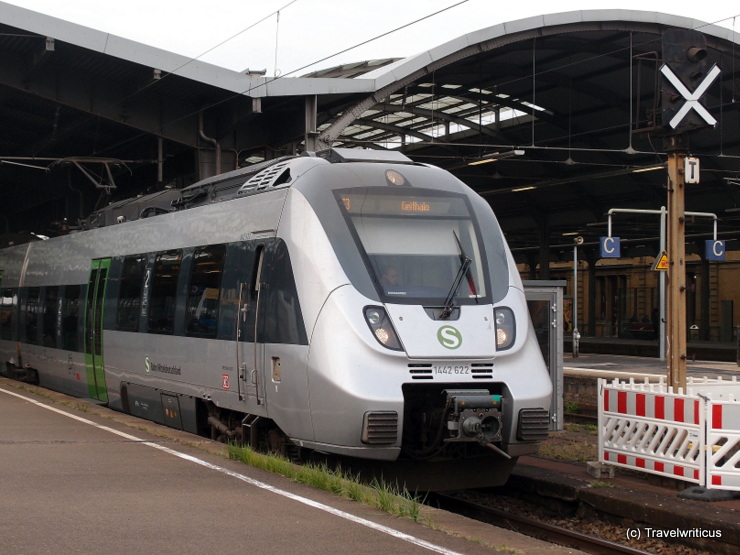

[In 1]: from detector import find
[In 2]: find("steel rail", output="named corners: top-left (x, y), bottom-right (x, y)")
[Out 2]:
top-left (428, 493), bottom-right (651, 555)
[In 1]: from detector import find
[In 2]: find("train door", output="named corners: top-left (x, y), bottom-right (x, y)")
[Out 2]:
top-left (84, 258), bottom-right (110, 402)
top-left (524, 281), bottom-right (565, 431)
top-left (237, 241), bottom-right (269, 408)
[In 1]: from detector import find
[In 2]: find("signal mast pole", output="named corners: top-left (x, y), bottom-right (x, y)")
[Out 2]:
top-left (660, 28), bottom-right (719, 390)
top-left (665, 137), bottom-right (688, 389)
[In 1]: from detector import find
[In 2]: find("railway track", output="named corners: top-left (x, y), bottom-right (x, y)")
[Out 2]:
top-left (564, 411), bottom-right (598, 425)
top-left (427, 492), bottom-right (651, 555)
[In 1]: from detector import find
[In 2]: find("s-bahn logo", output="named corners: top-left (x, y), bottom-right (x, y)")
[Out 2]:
top-left (144, 355), bottom-right (181, 375)
top-left (437, 325), bottom-right (462, 350)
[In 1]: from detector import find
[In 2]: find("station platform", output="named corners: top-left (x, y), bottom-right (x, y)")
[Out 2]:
top-left (0, 377), bottom-right (582, 555)
top-left (563, 350), bottom-right (740, 380)
top-left (561, 349), bottom-right (739, 419)
top-left (564, 335), bottom-right (739, 363)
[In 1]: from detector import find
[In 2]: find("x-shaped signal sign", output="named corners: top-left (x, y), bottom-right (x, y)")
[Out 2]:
top-left (661, 64), bottom-right (721, 129)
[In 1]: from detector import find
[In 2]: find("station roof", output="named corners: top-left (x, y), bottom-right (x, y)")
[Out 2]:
top-left (1, 4), bottom-right (739, 261)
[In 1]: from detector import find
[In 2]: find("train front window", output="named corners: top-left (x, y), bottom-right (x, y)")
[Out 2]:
top-left (336, 188), bottom-right (488, 304)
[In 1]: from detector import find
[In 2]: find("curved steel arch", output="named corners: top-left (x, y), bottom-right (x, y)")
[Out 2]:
top-left (315, 11), bottom-right (738, 150)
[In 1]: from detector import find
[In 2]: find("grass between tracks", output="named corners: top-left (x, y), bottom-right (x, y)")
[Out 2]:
top-left (536, 423), bottom-right (599, 462)
top-left (227, 444), bottom-right (429, 523)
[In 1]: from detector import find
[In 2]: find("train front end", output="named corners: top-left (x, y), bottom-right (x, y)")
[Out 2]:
top-left (290, 151), bottom-right (552, 480)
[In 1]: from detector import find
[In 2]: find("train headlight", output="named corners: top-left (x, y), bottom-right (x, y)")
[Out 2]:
top-left (494, 307), bottom-right (515, 351)
top-left (364, 306), bottom-right (403, 351)
top-left (375, 327), bottom-right (391, 344)
top-left (385, 170), bottom-right (406, 186)
top-left (366, 308), bottom-right (382, 325)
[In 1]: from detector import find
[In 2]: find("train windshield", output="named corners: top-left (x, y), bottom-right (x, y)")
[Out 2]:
top-left (336, 188), bottom-right (488, 304)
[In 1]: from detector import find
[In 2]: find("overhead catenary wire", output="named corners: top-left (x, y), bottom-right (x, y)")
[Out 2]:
top-left (117, 0), bottom-right (300, 104)
top-left (268, 0), bottom-right (471, 81)
top-left (96, 1), bottom-right (474, 154)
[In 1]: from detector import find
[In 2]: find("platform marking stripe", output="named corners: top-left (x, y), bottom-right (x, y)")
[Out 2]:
top-left (0, 387), bottom-right (464, 555)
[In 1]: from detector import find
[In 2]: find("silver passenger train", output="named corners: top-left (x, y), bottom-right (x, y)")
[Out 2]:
top-left (0, 148), bottom-right (551, 486)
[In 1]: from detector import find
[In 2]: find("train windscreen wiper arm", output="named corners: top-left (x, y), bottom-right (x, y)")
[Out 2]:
top-left (439, 255), bottom-right (471, 320)
top-left (453, 231), bottom-right (478, 301)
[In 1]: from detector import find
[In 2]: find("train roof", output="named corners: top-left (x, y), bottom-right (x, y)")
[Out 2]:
top-left (80, 149), bottom-right (415, 230)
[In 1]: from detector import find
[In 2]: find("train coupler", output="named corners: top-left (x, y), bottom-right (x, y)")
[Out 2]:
top-left (443, 389), bottom-right (507, 456)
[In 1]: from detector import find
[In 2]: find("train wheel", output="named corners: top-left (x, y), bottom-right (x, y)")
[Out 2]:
top-left (266, 427), bottom-right (306, 463)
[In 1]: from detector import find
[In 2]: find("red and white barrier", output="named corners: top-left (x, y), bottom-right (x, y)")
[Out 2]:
top-left (707, 401), bottom-right (740, 490)
top-left (598, 377), bottom-right (740, 491)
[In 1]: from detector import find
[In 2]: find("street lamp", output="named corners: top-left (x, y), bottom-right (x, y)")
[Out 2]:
top-left (573, 236), bottom-right (583, 358)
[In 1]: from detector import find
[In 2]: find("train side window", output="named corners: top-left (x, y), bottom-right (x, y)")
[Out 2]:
top-left (216, 242), bottom-right (252, 341)
top-left (186, 244), bottom-right (226, 338)
top-left (0, 288), bottom-right (15, 341)
top-left (42, 286), bottom-right (59, 348)
top-left (260, 240), bottom-right (308, 345)
top-left (23, 287), bottom-right (42, 344)
top-left (61, 285), bottom-right (82, 351)
top-left (117, 255), bottom-right (147, 331)
top-left (231, 242), bottom-right (266, 344)
top-left (147, 250), bottom-right (182, 334)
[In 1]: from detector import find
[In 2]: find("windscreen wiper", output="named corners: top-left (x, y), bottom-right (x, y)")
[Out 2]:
top-left (439, 255), bottom-right (471, 320)
top-left (453, 231), bottom-right (478, 300)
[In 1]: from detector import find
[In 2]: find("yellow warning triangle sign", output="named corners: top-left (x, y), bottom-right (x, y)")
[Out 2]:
top-left (652, 251), bottom-right (669, 271)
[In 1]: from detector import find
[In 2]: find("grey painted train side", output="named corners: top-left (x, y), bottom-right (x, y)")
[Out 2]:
top-left (0, 185), bottom-right (294, 405)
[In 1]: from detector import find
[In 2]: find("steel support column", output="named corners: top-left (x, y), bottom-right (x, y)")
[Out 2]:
top-left (304, 96), bottom-right (319, 152)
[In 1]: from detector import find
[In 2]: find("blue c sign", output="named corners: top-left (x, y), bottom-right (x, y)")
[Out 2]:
top-left (705, 240), bottom-right (725, 261)
top-left (600, 236), bottom-right (621, 258)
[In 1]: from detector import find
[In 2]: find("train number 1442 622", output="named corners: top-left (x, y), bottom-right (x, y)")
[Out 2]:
top-left (433, 364), bottom-right (470, 375)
